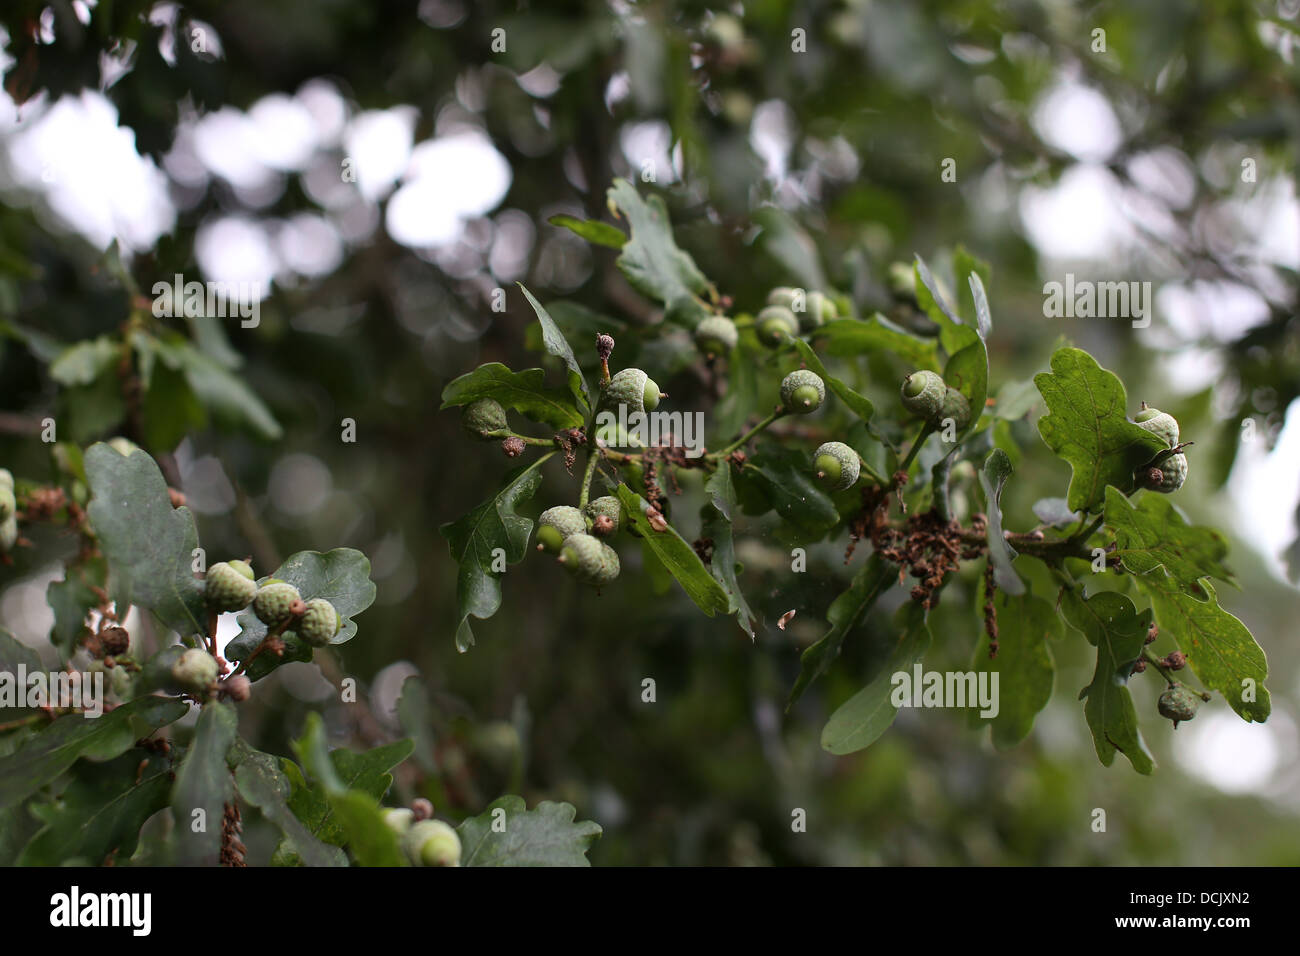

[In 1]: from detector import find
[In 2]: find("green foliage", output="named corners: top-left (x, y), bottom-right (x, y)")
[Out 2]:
top-left (457, 795), bottom-right (602, 867)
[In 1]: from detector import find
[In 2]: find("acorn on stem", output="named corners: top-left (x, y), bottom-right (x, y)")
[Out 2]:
top-left (900, 370), bottom-right (945, 420)
top-left (1157, 683), bottom-right (1202, 728)
top-left (694, 315), bottom-right (739, 356)
top-left (583, 496), bottom-right (622, 536)
top-left (813, 441), bottom-right (860, 491)
top-left (297, 597), bottom-right (341, 647)
top-left (462, 398), bottom-right (508, 441)
top-left (605, 368), bottom-right (662, 414)
top-left (755, 305), bottom-right (799, 348)
top-left (557, 533), bottom-right (620, 586)
top-left (252, 580), bottom-right (303, 627)
top-left (536, 505), bottom-right (587, 553)
top-left (1134, 403), bottom-right (1179, 448)
top-left (205, 560), bottom-right (258, 612)
top-left (936, 387), bottom-right (971, 431)
top-left (780, 369), bottom-right (825, 414)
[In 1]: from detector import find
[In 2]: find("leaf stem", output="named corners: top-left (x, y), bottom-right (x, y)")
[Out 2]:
top-left (483, 430), bottom-right (554, 447)
top-left (709, 408), bottom-right (786, 459)
top-left (1068, 513), bottom-right (1105, 544)
top-left (1142, 650), bottom-right (1178, 687)
top-left (895, 423), bottom-right (934, 479)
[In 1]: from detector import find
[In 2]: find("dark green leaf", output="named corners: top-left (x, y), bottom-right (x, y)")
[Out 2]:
top-left (547, 214), bottom-right (627, 249)
top-left (46, 556), bottom-right (107, 658)
top-left (519, 284), bottom-right (591, 416)
top-left (85, 443), bottom-right (209, 640)
top-left (968, 588), bottom-right (1058, 749)
top-left (18, 750), bottom-right (172, 866)
top-left (227, 548), bottom-right (377, 680)
top-left (0, 696), bottom-right (188, 810)
top-left (1105, 487), bottom-right (1234, 592)
top-left (739, 442), bottom-right (840, 542)
top-left (397, 676), bottom-right (438, 774)
top-left (821, 602), bottom-right (930, 754)
top-left (230, 745), bottom-right (347, 867)
top-left (1033, 348), bottom-right (1167, 513)
top-left (703, 458), bottom-right (735, 521)
top-left (787, 553), bottom-right (896, 708)
top-left (608, 178), bottom-right (709, 305)
top-left (793, 339), bottom-right (875, 423)
top-left (1060, 588), bottom-right (1155, 774)
top-left (440, 454), bottom-right (553, 652)
top-left (0, 628), bottom-right (42, 719)
top-left (699, 467), bottom-right (757, 639)
top-left (813, 316), bottom-right (940, 370)
top-left (979, 449), bottom-right (1024, 595)
top-left (616, 484), bottom-right (730, 617)
top-left (457, 795), bottom-right (602, 867)
top-left (754, 205), bottom-right (828, 291)
top-left (327, 789), bottom-right (408, 866)
top-left (172, 701), bottom-right (237, 865)
top-left (441, 362), bottom-right (583, 430)
top-left (1135, 575), bottom-right (1270, 723)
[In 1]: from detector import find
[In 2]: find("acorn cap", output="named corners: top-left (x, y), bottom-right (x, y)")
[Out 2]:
top-left (813, 441), bottom-right (860, 491)
top-left (780, 369), bottom-right (826, 414)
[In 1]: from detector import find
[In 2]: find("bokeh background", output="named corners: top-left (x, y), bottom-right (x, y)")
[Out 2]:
top-left (1, 0), bottom-right (1299, 864)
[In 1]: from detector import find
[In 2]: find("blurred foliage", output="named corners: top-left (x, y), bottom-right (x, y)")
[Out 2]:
top-left (0, 0), bottom-right (1298, 865)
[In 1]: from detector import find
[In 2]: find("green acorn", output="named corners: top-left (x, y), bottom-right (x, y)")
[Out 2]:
top-left (557, 533), bottom-right (620, 586)
top-left (780, 369), bottom-right (826, 414)
top-left (1137, 453), bottom-right (1188, 494)
top-left (1157, 684), bottom-right (1202, 727)
top-left (1, 514), bottom-right (18, 552)
top-left (935, 387), bottom-right (971, 431)
top-left (583, 496), bottom-right (622, 536)
top-left (382, 807), bottom-right (415, 835)
top-left (813, 441), bottom-right (860, 491)
top-left (204, 560), bottom-right (258, 612)
top-left (694, 315), bottom-right (739, 356)
top-left (887, 261), bottom-right (917, 300)
top-left (170, 647), bottom-right (218, 694)
top-left (1134, 403), bottom-right (1179, 448)
top-left (755, 305), bottom-right (799, 348)
top-left (767, 286), bottom-right (800, 310)
top-left (536, 505), bottom-right (587, 553)
top-left (297, 597), bottom-right (341, 647)
top-left (0, 469), bottom-right (13, 523)
top-left (900, 370), bottom-right (946, 419)
top-left (605, 368), bottom-right (662, 414)
top-left (252, 580), bottom-right (303, 627)
top-left (799, 291), bottom-right (836, 330)
top-left (402, 819), bottom-right (462, 867)
top-left (462, 398), bottom-right (508, 440)
top-left (110, 665), bottom-right (133, 698)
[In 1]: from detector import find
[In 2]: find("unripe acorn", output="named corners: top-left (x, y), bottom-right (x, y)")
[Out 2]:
top-left (205, 560), bottom-right (258, 612)
top-left (252, 580), bottom-right (303, 627)
top-left (694, 315), bottom-right (739, 356)
top-left (1138, 453), bottom-right (1188, 494)
top-left (1157, 684), bottom-right (1202, 726)
top-left (780, 369), bottom-right (826, 414)
top-left (583, 496), bottom-right (622, 536)
top-left (107, 436), bottom-right (140, 457)
top-left (755, 305), bottom-right (799, 348)
top-left (0, 468), bottom-right (14, 523)
top-left (536, 505), bottom-right (586, 553)
top-left (297, 597), bottom-right (341, 647)
top-left (462, 398), bottom-right (508, 440)
top-left (402, 819), bottom-right (462, 867)
top-left (813, 441), bottom-right (860, 491)
top-left (0, 514), bottom-right (17, 552)
top-left (1134, 403), bottom-right (1179, 448)
top-left (900, 370), bottom-right (945, 419)
top-left (382, 807), bottom-right (415, 835)
top-left (605, 367), bottom-right (662, 414)
top-left (766, 286), bottom-right (800, 310)
top-left (171, 647), bottom-right (218, 694)
top-left (800, 291), bottom-right (836, 330)
top-left (935, 387), bottom-right (971, 431)
top-left (557, 533), bottom-right (620, 586)
top-left (887, 261), bottom-right (917, 299)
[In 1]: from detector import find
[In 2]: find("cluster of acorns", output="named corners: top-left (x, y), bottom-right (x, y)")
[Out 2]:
top-left (382, 801), bottom-right (462, 867)
top-left (690, 286), bottom-right (841, 358)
